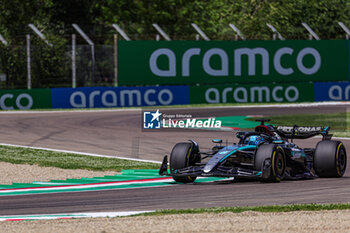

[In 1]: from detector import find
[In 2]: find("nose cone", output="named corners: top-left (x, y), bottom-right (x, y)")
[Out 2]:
top-left (203, 166), bottom-right (211, 173)
top-left (203, 166), bottom-right (212, 173)
top-left (203, 155), bottom-right (224, 173)
top-left (202, 146), bottom-right (237, 174)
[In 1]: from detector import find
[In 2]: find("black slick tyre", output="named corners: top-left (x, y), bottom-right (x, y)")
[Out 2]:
top-left (314, 140), bottom-right (347, 178)
top-left (170, 142), bottom-right (197, 183)
top-left (255, 144), bottom-right (286, 182)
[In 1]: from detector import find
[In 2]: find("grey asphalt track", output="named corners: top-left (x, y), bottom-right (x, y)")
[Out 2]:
top-left (0, 104), bottom-right (349, 215)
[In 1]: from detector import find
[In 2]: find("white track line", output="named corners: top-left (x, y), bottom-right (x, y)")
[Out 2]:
top-left (0, 143), bottom-right (162, 164)
top-left (171, 101), bottom-right (350, 110)
top-left (0, 211), bottom-right (154, 221)
top-left (0, 108), bottom-right (141, 114)
top-left (0, 101), bottom-right (349, 114)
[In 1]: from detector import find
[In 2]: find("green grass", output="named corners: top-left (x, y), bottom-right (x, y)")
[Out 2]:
top-left (250, 112), bottom-right (350, 137)
top-left (137, 203), bottom-right (350, 216)
top-left (0, 145), bottom-right (159, 171)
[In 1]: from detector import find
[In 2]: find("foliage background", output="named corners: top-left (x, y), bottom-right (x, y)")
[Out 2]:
top-left (0, 0), bottom-right (349, 88)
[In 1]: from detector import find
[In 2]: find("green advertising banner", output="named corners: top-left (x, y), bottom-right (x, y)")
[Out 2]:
top-left (119, 40), bottom-right (349, 86)
top-left (190, 83), bottom-right (314, 104)
top-left (0, 89), bottom-right (51, 110)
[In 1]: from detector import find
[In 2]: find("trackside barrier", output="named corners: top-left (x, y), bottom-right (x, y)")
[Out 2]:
top-left (118, 40), bottom-right (349, 86)
top-left (0, 82), bottom-right (349, 110)
top-left (0, 89), bottom-right (51, 110)
top-left (314, 82), bottom-right (350, 101)
top-left (189, 83), bottom-right (314, 104)
top-left (51, 86), bottom-right (189, 109)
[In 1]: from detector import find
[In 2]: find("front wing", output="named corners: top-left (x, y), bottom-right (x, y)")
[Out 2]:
top-left (159, 155), bottom-right (315, 181)
top-left (159, 156), bottom-right (267, 180)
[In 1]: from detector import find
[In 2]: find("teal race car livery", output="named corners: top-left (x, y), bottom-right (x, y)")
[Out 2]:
top-left (159, 119), bottom-right (347, 183)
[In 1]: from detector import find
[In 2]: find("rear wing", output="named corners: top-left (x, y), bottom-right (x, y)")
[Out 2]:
top-left (275, 126), bottom-right (332, 140)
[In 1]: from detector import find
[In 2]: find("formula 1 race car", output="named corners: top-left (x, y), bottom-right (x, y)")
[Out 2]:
top-left (159, 119), bottom-right (347, 183)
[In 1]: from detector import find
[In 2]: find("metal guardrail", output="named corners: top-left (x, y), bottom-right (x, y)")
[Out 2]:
top-left (152, 24), bottom-right (171, 41)
top-left (1, 21), bottom-right (350, 90)
top-left (338, 22), bottom-right (350, 39)
top-left (302, 23), bottom-right (320, 40)
top-left (266, 23), bottom-right (285, 40)
top-left (229, 24), bottom-right (246, 40)
top-left (191, 23), bottom-right (210, 41)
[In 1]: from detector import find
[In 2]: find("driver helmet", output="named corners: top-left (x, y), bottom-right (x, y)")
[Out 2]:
top-left (246, 135), bottom-right (264, 145)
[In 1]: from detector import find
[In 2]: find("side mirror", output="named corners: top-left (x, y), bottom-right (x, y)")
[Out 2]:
top-left (212, 139), bottom-right (222, 144)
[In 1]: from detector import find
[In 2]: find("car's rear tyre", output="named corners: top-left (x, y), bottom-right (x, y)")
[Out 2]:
top-left (170, 142), bottom-right (198, 183)
top-left (255, 144), bottom-right (286, 182)
top-left (314, 140), bottom-right (347, 178)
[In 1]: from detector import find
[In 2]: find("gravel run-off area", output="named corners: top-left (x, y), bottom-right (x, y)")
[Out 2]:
top-left (2, 210), bottom-right (350, 233)
top-left (1, 162), bottom-right (349, 232)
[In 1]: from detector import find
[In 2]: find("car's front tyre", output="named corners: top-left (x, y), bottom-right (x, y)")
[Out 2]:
top-left (254, 144), bottom-right (286, 182)
top-left (170, 142), bottom-right (198, 183)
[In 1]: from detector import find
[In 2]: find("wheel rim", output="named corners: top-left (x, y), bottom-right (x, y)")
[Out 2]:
top-left (274, 152), bottom-right (285, 177)
top-left (338, 149), bottom-right (346, 175)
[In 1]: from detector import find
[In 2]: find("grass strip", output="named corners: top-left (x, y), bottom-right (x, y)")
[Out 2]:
top-left (0, 145), bottom-right (159, 171)
top-left (137, 203), bottom-right (350, 216)
top-left (259, 112), bottom-right (347, 131)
